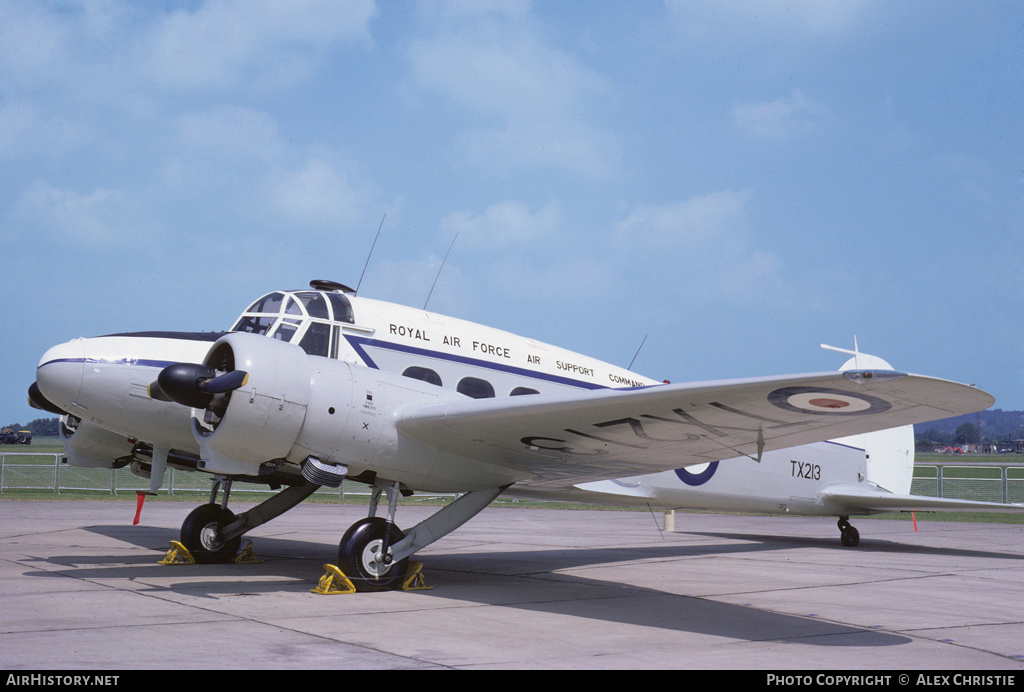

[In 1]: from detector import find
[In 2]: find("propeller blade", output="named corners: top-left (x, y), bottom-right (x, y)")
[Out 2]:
top-left (147, 380), bottom-right (173, 402)
top-left (199, 370), bottom-right (249, 394)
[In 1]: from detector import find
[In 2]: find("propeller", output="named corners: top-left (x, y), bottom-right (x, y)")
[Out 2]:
top-left (152, 363), bottom-right (249, 409)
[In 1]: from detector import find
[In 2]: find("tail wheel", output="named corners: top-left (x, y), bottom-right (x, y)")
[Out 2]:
top-left (181, 503), bottom-right (242, 564)
top-left (338, 517), bottom-right (409, 592)
top-left (837, 517), bottom-right (860, 547)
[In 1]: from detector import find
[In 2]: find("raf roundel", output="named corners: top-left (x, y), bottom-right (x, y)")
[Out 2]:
top-left (767, 386), bottom-right (892, 416)
top-left (674, 461), bottom-right (719, 486)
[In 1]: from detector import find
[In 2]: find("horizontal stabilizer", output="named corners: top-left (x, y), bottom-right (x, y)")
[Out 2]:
top-left (819, 483), bottom-right (1024, 515)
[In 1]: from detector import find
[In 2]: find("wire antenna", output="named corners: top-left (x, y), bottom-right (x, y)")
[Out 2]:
top-left (424, 232), bottom-right (459, 310)
top-left (628, 334), bottom-right (648, 370)
top-left (356, 213), bottom-right (386, 294)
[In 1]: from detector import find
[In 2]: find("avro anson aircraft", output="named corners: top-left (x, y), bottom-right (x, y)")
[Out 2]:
top-left (30, 281), bottom-right (1016, 590)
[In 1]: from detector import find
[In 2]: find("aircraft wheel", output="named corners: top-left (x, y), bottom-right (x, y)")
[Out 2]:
top-left (180, 503), bottom-right (242, 564)
top-left (837, 518), bottom-right (860, 547)
top-left (338, 517), bottom-right (409, 592)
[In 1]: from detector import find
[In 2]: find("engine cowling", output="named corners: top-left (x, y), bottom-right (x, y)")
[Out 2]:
top-left (181, 331), bottom-right (452, 486)
top-left (59, 415), bottom-right (135, 468)
top-left (189, 332), bottom-right (311, 475)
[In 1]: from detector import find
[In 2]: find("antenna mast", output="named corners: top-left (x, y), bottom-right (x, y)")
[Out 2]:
top-left (628, 334), bottom-right (648, 370)
top-left (424, 232), bottom-right (459, 310)
top-left (356, 213), bottom-right (386, 295)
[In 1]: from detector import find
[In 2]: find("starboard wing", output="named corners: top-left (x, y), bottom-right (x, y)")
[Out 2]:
top-left (397, 369), bottom-right (994, 489)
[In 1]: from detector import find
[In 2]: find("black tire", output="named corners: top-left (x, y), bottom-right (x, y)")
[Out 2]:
top-left (338, 517), bottom-right (409, 592)
top-left (180, 503), bottom-right (242, 564)
top-left (840, 526), bottom-right (860, 547)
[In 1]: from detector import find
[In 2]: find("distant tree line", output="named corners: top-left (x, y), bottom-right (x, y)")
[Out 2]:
top-left (915, 409), bottom-right (1024, 446)
top-left (1, 418), bottom-right (60, 436)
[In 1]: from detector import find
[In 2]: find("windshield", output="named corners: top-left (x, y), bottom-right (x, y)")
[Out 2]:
top-left (229, 287), bottom-right (355, 357)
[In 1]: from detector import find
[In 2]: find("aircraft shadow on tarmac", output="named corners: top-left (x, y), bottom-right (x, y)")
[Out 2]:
top-left (31, 522), bottom-right (1024, 647)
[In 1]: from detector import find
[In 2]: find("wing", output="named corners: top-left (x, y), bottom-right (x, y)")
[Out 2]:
top-left (397, 369), bottom-right (994, 490)
top-left (818, 484), bottom-right (1024, 515)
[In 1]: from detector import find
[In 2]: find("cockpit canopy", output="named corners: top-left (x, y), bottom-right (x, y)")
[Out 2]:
top-left (230, 285), bottom-right (354, 359)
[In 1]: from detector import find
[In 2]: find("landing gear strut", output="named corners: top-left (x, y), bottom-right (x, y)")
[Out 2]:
top-left (838, 516), bottom-right (860, 547)
top-left (177, 474), bottom-right (320, 563)
top-left (336, 479), bottom-right (510, 592)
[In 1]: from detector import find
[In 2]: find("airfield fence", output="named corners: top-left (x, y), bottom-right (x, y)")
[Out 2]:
top-left (0, 452), bottom-right (450, 500)
top-left (2, 452), bottom-right (1023, 506)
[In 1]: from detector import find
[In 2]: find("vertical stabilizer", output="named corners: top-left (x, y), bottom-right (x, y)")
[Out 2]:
top-left (827, 351), bottom-right (915, 494)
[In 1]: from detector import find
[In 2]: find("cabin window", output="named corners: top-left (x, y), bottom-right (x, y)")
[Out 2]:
top-left (298, 322), bottom-right (331, 357)
top-left (402, 366), bottom-right (443, 387)
top-left (510, 387), bottom-right (539, 396)
top-left (458, 377), bottom-right (495, 399)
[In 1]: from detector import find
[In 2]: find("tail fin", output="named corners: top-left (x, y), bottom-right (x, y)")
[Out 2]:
top-left (825, 347), bottom-right (915, 494)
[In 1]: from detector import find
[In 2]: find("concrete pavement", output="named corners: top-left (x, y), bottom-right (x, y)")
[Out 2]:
top-left (1, 499), bottom-right (1022, 670)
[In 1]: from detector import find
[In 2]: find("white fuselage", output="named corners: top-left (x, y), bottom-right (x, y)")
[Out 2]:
top-left (35, 286), bottom-right (912, 514)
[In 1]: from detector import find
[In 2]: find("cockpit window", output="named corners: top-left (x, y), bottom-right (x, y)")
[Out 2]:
top-left (327, 293), bottom-right (354, 324)
top-left (231, 289), bottom-right (355, 355)
top-left (298, 322), bottom-right (331, 357)
top-left (232, 315), bottom-right (276, 335)
top-left (295, 292), bottom-right (329, 319)
top-left (246, 292), bottom-right (285, 314)
top-left (273, 319), bottom-right (300, 343)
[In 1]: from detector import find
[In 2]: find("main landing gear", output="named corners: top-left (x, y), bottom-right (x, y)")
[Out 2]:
top-left (337, 479), bottom-right (509, 592)
top-left (176, 475), bottom-right (320, 564)
top-left (175, 472), bottom-right (509, 592)
top-left (837, 516), bottom-right (860, 547)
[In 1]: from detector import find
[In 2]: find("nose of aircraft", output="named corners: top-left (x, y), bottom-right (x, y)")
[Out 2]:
top-left (35, 339), bottom-right (86, 414)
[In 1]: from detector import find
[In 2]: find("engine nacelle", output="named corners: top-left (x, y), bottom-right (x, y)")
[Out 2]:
top-left (59, 415), bottom-right (135, 468)
top-left (186, 331), bottom-right (456, 485)
top-left (190, 332), bottom-right (311, 475)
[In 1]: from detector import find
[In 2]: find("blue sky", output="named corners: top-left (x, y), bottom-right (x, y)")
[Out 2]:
top-left (2, 0), bottom-right (1021, 429)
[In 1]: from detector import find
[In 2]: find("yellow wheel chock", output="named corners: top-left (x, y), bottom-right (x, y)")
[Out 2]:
top-left (158, 539), bottom-right (262, 565)
top-left (158, 540), bottom-right (196, 565)
top-left (311, 564), bottom-right (357, 595)
top-left (233, 539), bottom-right (262, 564)
top-left (310, 561), bottom-right (433, 595)
top-left (401, 561), bottom-right (432, 591)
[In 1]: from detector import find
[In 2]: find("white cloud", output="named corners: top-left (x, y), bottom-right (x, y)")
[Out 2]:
top-left (16, 181), bottom-right (125, 244)
top-left (269, 159), bottom-right (373, 228)
top-left (440, 199), bottom-right (561, 249)
top-left (174, 106), bottom-right (285, 162)
top-left (614, 191), bottom-right (751, 246)
top-left (146, 0), bottom-right (377, 90)
top-left (0, 101), bottom-right (89, 158)
top-left (408, 4), bottom-right (616, 176)
top-left (612, 191), bottom-right (787, 305)
top-left (664, 0), bottom-right (873, 38)
top-left (731, 90), bottom-right (824, 140)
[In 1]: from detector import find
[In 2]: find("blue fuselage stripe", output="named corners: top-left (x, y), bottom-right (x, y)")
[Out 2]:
top-left (344, 335), bottom-right (609, 391)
